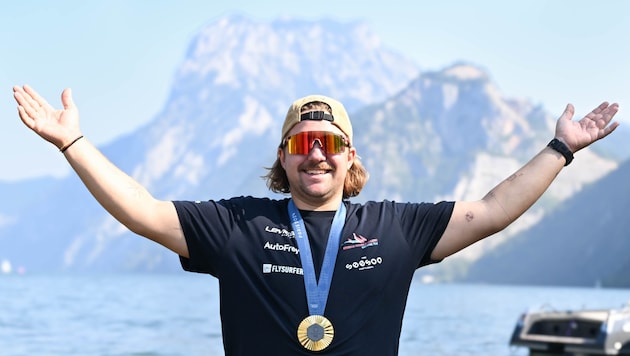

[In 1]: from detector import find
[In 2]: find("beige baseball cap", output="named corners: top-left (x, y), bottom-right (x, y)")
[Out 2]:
top-left (281, 94), bottom-right (353, 144)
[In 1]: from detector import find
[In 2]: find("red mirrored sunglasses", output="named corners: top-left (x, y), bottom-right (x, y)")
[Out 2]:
top-left (282, 131), bottom-right (351, 155)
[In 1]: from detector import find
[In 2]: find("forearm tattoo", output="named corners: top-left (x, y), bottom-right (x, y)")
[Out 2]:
top-left (506, 173), bottom-right (521, 182)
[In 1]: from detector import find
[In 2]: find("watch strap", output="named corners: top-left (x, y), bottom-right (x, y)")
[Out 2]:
top-left (547, 138), bottom-right (573, 166)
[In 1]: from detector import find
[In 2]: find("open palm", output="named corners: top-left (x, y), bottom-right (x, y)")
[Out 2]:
top-left (13, 85), bottom-right (82, 150)
top-left (555, 102), bottom-right (619, 153)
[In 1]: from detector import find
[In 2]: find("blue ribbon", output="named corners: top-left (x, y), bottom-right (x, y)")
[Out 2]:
top-left (288, 199), bottom-right (346, 316)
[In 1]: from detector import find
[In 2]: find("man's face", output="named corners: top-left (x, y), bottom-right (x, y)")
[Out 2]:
top-left (279, 119), bottom-right (355, 210)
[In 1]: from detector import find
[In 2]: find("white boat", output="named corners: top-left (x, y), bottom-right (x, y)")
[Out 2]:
top-left (510, 303), bottom-right (630, 355)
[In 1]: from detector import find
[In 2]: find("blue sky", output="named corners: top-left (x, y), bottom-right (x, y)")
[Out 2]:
top-left (1, 0), bottom-right (628, 180)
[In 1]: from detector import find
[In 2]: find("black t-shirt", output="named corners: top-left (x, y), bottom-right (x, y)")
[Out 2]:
top-left (300, 209), bottom-right (335, 281)
top-left (174, 197), bottom-right (454, 356)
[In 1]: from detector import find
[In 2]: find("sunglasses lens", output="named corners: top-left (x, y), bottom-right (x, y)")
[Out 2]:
top-left (325, 133), bottom-right (345, 153)
top-left (286, 131), bottom-right (347, 155)
top-left (286, 132), bottom-right (309, 155)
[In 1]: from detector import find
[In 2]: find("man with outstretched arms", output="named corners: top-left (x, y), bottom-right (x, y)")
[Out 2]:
top-left (13, 84), bottom-right (619, 355)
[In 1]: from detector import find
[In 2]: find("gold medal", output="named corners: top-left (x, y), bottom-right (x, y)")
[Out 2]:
top-left (297, 315), bottom-right (334, 351)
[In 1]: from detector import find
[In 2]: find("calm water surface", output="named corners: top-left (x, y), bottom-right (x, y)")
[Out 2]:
top-left (1, 274), bottom-right (628, 355)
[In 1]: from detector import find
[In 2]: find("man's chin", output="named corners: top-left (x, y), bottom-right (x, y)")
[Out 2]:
top-left (299, 185), bottom-right (333, 200)
top-left (302, 189), bottom-right (328, 199)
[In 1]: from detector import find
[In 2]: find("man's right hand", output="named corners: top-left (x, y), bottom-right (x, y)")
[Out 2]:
top-left (13, 85), bottom-right (83, 151)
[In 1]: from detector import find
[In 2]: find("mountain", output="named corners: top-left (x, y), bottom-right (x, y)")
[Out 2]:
top-left (0, 15), bottom-right (419, 273)
top-left (0, 177), bottom-right (57, 229)
top-left (352, 64), bottom-right (617, 266)
top-left (462, 157), bottom-right (630, 288)
top-left (590, 125), bottom-right (630, 162)
top-left (0, 16), bottom-right (621, 275)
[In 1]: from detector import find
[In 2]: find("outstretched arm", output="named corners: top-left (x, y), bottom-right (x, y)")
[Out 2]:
top-left (432, 102), bottom-right (620, 260)
top-left (13, 85), bottom-right (189, 258)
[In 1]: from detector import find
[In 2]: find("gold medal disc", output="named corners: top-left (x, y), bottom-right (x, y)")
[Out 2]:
top-left (297, 315), bottom-right (334, 351)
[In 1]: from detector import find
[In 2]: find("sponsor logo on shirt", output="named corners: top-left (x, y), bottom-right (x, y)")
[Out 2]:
top-left (345, 256), bottom-right (383, 271)
top-left (265, 226), bottom-right (295, 239)
top-left (262, 264), bottom-right (304, 275)
top-left (264, 241), bottom-right (299, 255)
top-left (342, 233), bottom-right (379, 251)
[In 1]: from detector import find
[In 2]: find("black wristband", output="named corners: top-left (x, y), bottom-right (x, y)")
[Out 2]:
top-left (547, 138), bottom-right (573, 166)
top-left (60, 135), bottom-right (84, 153)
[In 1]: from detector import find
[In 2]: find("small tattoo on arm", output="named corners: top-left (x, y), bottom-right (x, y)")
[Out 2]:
top-left (465, 211), bottom-right (474, 222)
top-left (506, 173), bottom-right (523, 182)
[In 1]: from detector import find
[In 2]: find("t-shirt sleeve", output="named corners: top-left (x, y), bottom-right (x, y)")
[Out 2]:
top-left (172, 199), bottom-right (233, 276)
top-left (397, 201), bottom-right (455, 268)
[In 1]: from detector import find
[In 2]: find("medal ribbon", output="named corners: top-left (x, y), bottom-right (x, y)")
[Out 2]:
top-left (288, 199), bottom-right (346, 316)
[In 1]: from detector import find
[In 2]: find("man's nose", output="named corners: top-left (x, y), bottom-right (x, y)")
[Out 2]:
top-left (308, 138), bottom-right (326, 158)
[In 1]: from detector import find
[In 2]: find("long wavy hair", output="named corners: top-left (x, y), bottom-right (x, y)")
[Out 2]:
top-left (263, 102), bottom-right (369, 199)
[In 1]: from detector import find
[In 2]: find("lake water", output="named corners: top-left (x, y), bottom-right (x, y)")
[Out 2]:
top-left (1, 273), bottom-right (628, 355)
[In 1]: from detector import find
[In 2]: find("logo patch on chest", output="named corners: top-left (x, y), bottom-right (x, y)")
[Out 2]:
top-left (265, 226), bottom-right (295, 239)
top-left (264, 241), bottom-right (299, 255)
top-left (342, 233), bottom-right (379, 251)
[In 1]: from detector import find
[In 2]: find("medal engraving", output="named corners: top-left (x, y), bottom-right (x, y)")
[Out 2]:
top-left (297, 315), bottom-right (334, 351)
top-left (307, 324), bottom-right (325, 341)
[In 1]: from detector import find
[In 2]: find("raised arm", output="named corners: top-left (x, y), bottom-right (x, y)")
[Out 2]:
top-left (13, 85), bottom-right (189, 258)
top-left (432, 102), bottom-right (620, 260)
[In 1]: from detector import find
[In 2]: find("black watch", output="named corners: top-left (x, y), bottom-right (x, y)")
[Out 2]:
top-left (547, 138), bottom-right (573, 166)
